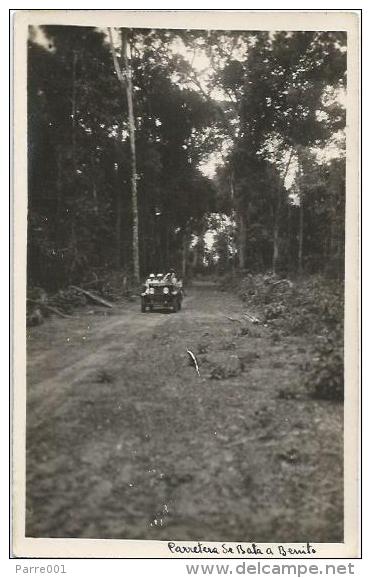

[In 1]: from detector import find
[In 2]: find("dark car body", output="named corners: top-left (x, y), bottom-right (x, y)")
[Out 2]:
top-left (141, 281), bottom-right (183, 312)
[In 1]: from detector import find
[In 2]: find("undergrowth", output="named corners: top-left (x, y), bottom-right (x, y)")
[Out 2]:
top-left (224, 272), bottom-right (344, 402)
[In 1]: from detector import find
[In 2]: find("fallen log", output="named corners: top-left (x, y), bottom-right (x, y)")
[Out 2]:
top-left (69, 285), bottom-right (113, 308)
top-left (27, 299), bottom-right (70, 318)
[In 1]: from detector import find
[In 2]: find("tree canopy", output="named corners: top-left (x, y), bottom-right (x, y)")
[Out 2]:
top-left (28, 26), bottom-right (346, 289)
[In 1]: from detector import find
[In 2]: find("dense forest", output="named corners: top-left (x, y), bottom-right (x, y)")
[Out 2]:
top-left (27, 26), bottom-right (346, 290)
top-left (26, 25), bottom-right (348, 542)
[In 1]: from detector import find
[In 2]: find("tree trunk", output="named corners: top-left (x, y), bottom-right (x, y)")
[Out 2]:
top-left (71, 51), bottom-right (77, 167)
top-left (272, 218), bottom-right (279, 275)
top-left (296, 149), bottom-right (305, 275)
top-left (55, 149), bottom-right (62, 221)
top-left (122, 30), bottom-right (140, 283)
top-left (112, 144), bottom-right (123, 269)
top-left (298, 196), bottom-right (304, 274)
top-left (287, 202), bottom-right (292, 271)
top-left (182, 231), bottom-right (188, 279)
top-left (238, 210), bottom-right (247, 270)
top-left (196, 238), bottom-right (205, 270)
top-left (164, 214), bottom-right (170, 269)
top-left (109, 28), bottom-right (140, 283)
top-left (272, 148), bottom-right (294, 274)
top-left (54, 148), bottom-right (64, 256)
top-left (229, 169), bottom-right (237, 273)
top-left (115, 169), bottom-right (123, 268)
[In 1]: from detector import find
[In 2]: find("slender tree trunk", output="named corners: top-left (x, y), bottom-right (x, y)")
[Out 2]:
top-left (191, 245), bottom-right (198, 270)
top-left (195, 238), bottom-right (205, 270)
top-left (71, 51), bottom-right (77, 167)
top-left (272, 219), bottom-right (279, 275)
top-left (158, 220), bottom-right (164, 271)
top-left (298, 196), bottom-right (304, 274)
top-left (55, 148), bottom-right (63, 248)
top-left (296, 149), bottom-right (305, 275)
top-left (109, 28), bottom-right (140, 283)
top-left (89, 158), bottom-right (99, 214)
top-left (122, 30), bottom-right (140, 283)
top-left (116, 197), bottom-right (123, 268)
top-left (272, 148), bottom-right (294, 274)
top-left (229, 169), bottom-right (237, 273)
top-left (112, 139), bottom-right (124, 269)
top-left (286, 202), bottom-right (291, 271)
top-left (56, 149), bottom-right (62, 217)
top-left (115, 163), bottom-right (123, 269)
top-left (238, 211), bottom-right (247, 270)
top-left (182, 230), bottom-right (188, 279)
top-left (165, 214), bottom-right (170, 269)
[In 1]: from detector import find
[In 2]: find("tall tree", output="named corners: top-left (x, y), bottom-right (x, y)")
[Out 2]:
top-left (205, 30), bottom-right (346, 273)
top-left (109, 27), bottom-right (140, 283)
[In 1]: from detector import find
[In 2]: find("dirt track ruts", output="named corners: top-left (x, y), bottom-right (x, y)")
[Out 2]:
top-left (26, 283), bottom-right (343, 542)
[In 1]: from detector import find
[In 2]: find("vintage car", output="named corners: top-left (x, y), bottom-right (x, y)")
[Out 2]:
top-left (141, 280), bottom-right (183, 313)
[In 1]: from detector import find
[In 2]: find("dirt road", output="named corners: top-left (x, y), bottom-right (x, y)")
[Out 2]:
top-left (26, 283), bottom-right (343, 542)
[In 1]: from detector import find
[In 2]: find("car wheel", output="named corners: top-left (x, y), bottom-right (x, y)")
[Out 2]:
top-left (141, 300), bottom-right (146, 313)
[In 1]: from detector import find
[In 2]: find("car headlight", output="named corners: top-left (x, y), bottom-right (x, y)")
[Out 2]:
top-left (163, 287), bottom-right (169, 294)
top-left (149, 287), bottom-right (155, 295)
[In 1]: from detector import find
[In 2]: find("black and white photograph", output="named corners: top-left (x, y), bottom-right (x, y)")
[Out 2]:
top-left (12, 9), bottom-right (359, 558)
